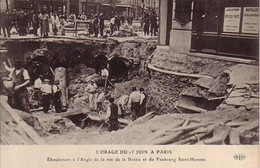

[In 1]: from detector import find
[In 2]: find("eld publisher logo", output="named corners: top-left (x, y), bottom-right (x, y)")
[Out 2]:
top-left (233, 154), bottom-right (246, 161)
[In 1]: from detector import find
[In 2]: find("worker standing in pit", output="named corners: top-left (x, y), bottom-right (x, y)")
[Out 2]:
top-left (117, 94), bottom-right (129, 118)
top-left (101, 66), bottom-right (109, 90)
top-left (33, 74), bottom-right (43, 103)
top-left (96, 90), bottom-right (109, 113)
top-left (139, 87), bottom-right (146, 117)
top-left (52, 80), bottom-right (62, 113)
top-left (85, 80), bottom-right (98, 111)
top-left (106, 97), bottom-right (119, 132)
top-left (40, 78), bottom-right (52, 114)
top-left (4, 60), bottom-right (30, 112)
top-left (99, 13), bottom-right (105, 37)
top-left (128, 87), bottom-right (142, 121)
top-left (93, 14), bottom-right (99, 37)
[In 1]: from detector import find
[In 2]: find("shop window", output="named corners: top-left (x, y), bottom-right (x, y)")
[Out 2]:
top-left (175, 0), bottom-right (192, 25)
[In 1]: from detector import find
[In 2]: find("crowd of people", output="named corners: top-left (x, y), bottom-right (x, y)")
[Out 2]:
top-left (1, 8), bottom-right (158, 38)
top-left (2, 60), bottom-right (62, 114)
top-left (142, 11), bottom-right (158, 36)
top-left (1, 59), bottom-right (147, 132)
top-left (85, 77), bottom-right (147, 132)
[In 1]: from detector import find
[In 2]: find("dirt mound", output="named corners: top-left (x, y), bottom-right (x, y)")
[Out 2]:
top-left (35, 114), bottom-right (79, 135)
top-left (66, 40), bottom-right (157, 113)
top-left (151, 48), bottom-right (235, 78)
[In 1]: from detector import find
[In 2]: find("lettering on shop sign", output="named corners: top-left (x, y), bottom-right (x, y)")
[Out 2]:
top-left (223, 7), bottom-right (241, 33)
top-left (242, 7), bottom-right (259, 34)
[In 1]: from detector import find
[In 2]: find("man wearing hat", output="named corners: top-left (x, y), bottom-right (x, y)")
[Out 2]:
top-left (40, 78), bottom-right (52, 113)
top-left (93, 14), bottom-right (99, 37)
top-left (33, 74), bottom-right (44, 104)
top-left (6, 60), bottom-right (30, 112)
top-left (128, 87), bottom-right (142, 121)
top-left (52, 80), bottom-right (62, 113)
top-left (99, 13), bottom-right (105, 37)
top-left (85, 80), bottom-right (98, 111)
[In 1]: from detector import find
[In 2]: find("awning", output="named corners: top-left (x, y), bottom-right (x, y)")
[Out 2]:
top-left (115, 4), bottom-right (133, 8)
top-left (101, 3), bottom-right (112, 6)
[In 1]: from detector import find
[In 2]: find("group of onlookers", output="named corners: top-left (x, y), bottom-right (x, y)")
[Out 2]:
top-left (142, 11), bottom-right (158, 36)
top-left (1, 8), bottom-right (159, 39)
top-left (0, 9), bottom-right (66, 38)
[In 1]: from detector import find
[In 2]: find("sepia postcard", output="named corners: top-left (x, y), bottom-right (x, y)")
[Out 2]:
top-left (0, 0), bottom-right (259, 168)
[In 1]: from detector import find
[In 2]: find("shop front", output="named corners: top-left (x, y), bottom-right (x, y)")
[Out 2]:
top-left (159, 0), bottom-right (259, 59)
top-left (191, 0), bottom-right (259, 59)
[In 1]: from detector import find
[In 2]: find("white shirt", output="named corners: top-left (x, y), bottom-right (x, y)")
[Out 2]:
top-left (106, 104), bottom-right (111, 119)
top-left (110, 17), bottom-right (115, 24)
top-left (101, 68), bottom-right (109, 78)
top-left (3, 62), bottom-right (30, 81)
top-left (97, 92), bottom-right (105, 102)
top-left (41, 83), bottom-right (52, 94)
top-left (34, 78), bottom-right (42, 89)
top-left (9, 68), bottom-right (30, 80)
top-left (128, 91), bottom-right (141, 106)
top-left (52, 85), bottom-right (60, 93)
top-left (117, 95), bottom-right (129, 106)
top-left (51, 15), bottom-right (60, 25)
top-left (140, 93), bottom-right (146, 105)
top-left (85, 83), bottom-right (98, 93)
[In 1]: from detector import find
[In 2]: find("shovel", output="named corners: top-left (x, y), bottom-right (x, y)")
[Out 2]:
top-left (97, 123), bottom-right (105, 134)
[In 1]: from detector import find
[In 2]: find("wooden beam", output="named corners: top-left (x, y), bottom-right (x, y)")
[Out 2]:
top-left (0, 96), bottom-right (45, 145)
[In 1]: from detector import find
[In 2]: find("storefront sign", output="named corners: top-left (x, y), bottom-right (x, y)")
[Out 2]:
top-left (223, 7), bottom-right (241, 33)
top-left (242, 7), bottom-right (259, 34)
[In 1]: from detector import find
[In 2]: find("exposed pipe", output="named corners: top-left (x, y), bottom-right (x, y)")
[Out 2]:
top-left (148, 63), bottom-right (213, 79)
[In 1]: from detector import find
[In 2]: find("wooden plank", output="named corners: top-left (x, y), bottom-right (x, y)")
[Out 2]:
top-left (229, 128), bottom-right (240, 145)
top-left (177, 104), bottom-right (208, 113)
top-left (0, 96), bottom-right (45, 144)
top-left (54, 110), bottom-right (86, 117)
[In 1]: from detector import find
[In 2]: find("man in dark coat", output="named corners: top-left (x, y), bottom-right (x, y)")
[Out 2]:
top-left (106, 97), bottom-right (119, 132)
top-left (143, 13), bottom-right (150, 35)
top-left (0, 11), bottom-right (11, 38)
top-left (150, 11), bottom-right (158, 36)
top-left (7, 60), bottom-right (30, 112)
top-left (114, 15), bottom-right (120, 31)
top-left (17, 10), bottom-right (28, 36)
top-left (93, 14), bottom-right (99, 37)
top-left (32, 11), bottom-right (39, 36)
top-left (99, 13), bottom-right (105, 37)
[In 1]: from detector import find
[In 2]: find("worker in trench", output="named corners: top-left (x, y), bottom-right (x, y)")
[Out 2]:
top-left (33, 74), bottom-right (44, 106)
top-left (100, 65), bottom-right (109, 90)
top-left (139, 87), bottom-right (147, 117)
top-left (3, 60), bottom-right (30, 112)
top-left (117, 94), bottom-right (129, 118)
top-left (52, 80), bottom-right (62, 113)
top-left (85, 80), bottom-right (98, 111)
top-left (40, 78), bottom-right (63, 114)
top-left (105, 97), bottom-right (119, 132)
top-left (96, 89), bottom-right (110, 114)
top-left (40, 78), bottom-right (52, 114)
top-left (128, 87), bottom-right (142, 121)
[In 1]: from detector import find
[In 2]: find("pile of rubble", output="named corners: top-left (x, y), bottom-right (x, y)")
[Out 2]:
top-left (111, 25), bottom-right (138, 37)
top-left (77, 111), bottom-right (258, 145)
top-left (66, 40), bottom-right (156, 113)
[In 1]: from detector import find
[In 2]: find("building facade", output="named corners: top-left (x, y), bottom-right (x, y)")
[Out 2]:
top-left (159, 0), bottom-right (259, 59)
top-left (4, 0), bottom-right (158, 19)
top-left (79, 0), bottom-right (159, 19)
top-left (8, 0), bottom-right (67, 15)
